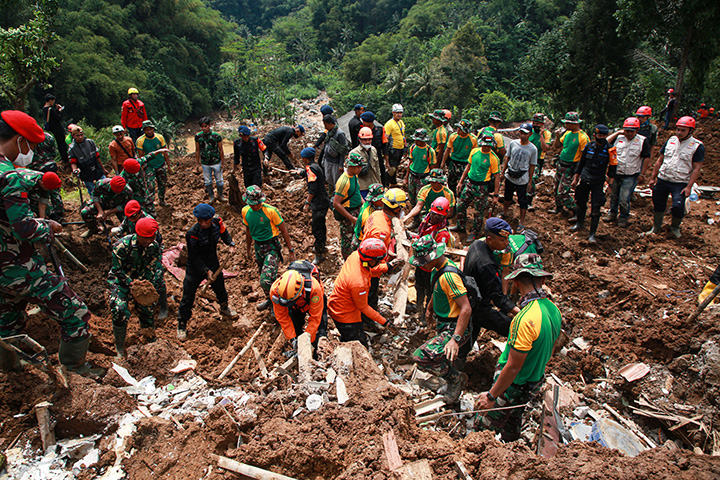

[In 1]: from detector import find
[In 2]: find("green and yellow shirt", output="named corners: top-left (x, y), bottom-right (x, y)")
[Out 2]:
top-left (497, 297), bottom-right (561, 384)
top-left (417, 184), bottom-right (455, 211)
top-left (431, 125), bottom-right (448, 153)
top-left (431, 258), bottom-right (467, 319)
top-left (467, 148), bottom-right (499, 183)
top-left (241, 203), bottom-right (284, 242)
top-left (529, 130), bottom-right (551, 161)
top-left (447, 133), bottom-right (478, 163)
top-left (136, 134), bottom-right (167, 169)
top-left (334, 172), bottom-right (363, 209)
top-left (408, 144), bottom-right (436, 175)
top-left (558, 130), bottom-right (590, 164)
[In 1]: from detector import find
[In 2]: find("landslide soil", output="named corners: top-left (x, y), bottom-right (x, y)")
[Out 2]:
top-left (2, 116), bottom-right (720, 479)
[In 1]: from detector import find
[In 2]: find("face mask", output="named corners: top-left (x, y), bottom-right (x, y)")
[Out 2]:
top-left (361, 143), bottom-right (371, 150)
top-left (596, 138), bottom-right (607, 144)
top-left (14, 137), bottom-right (34, 167)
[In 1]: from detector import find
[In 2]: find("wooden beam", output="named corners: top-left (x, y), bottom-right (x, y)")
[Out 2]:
top-left (383, 428), bottom-right (403, 471)
top-left (297, 332), bottom-right (312, 384)
top-left (217, 322), bottom-right (266, 380)
top-left (252, 347), bottom-right (268, 378)
top-left (392, 218), bottom-right (410, 319)
top-left (35, 402), bottom-right (55, 453)
top-left (454, 461), bottom-right (473, 480)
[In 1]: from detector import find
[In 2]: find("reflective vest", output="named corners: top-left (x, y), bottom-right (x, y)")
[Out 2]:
top-left (659, 136), bottom-right (702, 183)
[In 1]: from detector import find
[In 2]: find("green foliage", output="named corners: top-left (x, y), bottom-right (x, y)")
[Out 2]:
top-left (341, 35), bottom-right (393, 86)
top-left (0, 0), bottom-right (59, 110)
top-left (151, 116), bottom-right (187, 158)
top-left (402, 115), bottom-right (430, 134)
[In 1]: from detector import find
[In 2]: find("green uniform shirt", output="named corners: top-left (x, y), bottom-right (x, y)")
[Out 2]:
top-left (195, 131), bottom-right (223, 165)
top-left (409, 144), bottom-right (435, 175)
top-left (334, 172), bottom-right (363, 209)
top-left (92, 178), bottom-right (134, 212)
top-left (497, 297), bottom-right (561, 384)
top-left (416, 184), bottom-right (455, 212)
top-left (354, 201), bottom-right (379, 241)
top-left (121, 164), bottom-right (152, 207)
top-left (467, 148), bottom-right (500, 183)
top-left (29, 132), bottom-right (58, 171)
top-left (493, 233), bottom-right (538, 267)
top-left (448, 133), bottom-right (478, 163)
top-left (529, 130), bottom-right (551, 161)
top-left (241, 203), bottom-right (284, 242)
top-left (108, 234), bottom-right (164, 290)
top-left (15, 169), bottom-right (49, 217)
top-left (136, 134), bottom-right (167, 169)
top-left (431, 125), bottom-right (448, 152)
top-left (431, 258), bottom-right (467, 319)
top-left (558, 130), bottom-right (589, 164)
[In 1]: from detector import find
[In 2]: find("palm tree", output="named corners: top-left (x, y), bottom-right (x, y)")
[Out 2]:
top-left (383, 62), bottom-right (412, 103)
top-left (407, 65), bottom-right (435, 98)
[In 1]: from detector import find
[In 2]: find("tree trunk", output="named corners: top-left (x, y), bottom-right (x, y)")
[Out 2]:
top-left (674, 23), bottom-right (693, 119)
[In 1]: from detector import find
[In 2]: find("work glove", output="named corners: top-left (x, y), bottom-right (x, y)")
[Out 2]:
top-left (109, 226), bottom-right (122, 237)
top-left (283, 337), bottom-right (298, 358)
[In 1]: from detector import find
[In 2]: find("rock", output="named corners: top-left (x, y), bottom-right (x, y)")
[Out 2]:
top-left (562, 251), bottom-right (573, 259)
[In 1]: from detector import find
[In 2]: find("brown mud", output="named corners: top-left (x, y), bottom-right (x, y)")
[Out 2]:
top-left (1, 117), bottom-right (719, 479)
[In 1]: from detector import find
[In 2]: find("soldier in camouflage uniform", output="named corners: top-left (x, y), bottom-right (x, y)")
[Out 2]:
top-left (80, 176), bottom-right (133, 238)
top-left (110, 200), bottom-right (162, 245)
top-left (195, 117), bottom-right (225, 202)
top-left (121, 158), bottom-right (155, 216)
top-left (25, 132), bottom-right (65, 221)
top-left (455, 134), bottom-right (501, 237)
top-left (241, 186), bottom-right (295, 311)
top-left (410, 235), bottom-right (472, 404)
top-left (332, 152), bottom-right (364, 259)
top-left (108, 217), bottom-right (165, 357)
top-left (15, 169), bottom-right (63, 219)
top-left (136, 120), bottom-right (172, 207)
top-left (550, 112), bottom-right (590, 215)
top-left (0, 110), bottom-right (93, 373)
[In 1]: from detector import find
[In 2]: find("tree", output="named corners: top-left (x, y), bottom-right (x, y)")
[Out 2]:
top-left (0, 0), bottom-right (59, 110)
top-left (383, 62), bottom-right (412, 103)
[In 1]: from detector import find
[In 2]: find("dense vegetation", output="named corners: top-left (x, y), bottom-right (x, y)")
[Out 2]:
top-left (1, 0), bottom-right (719, 132)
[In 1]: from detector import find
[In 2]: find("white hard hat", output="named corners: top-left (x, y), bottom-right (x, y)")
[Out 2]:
top-left (392, 103), bottom-right (404, 113)
top-left (112, 125), bottom-right (125, 134)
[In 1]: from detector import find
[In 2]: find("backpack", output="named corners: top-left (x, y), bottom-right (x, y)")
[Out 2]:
top-left (287, 260), bottom-right (321, 303)
top-left (430, 264), bottom-right (482, 312)
top-left (515, 228), bottom-right (544, 255)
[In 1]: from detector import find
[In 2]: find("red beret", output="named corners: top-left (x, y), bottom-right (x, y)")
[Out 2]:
top-left (1, 110), bottom-right (45, 144)
top-left (124, 200), bottom-right (142, 217)
top-left (110, 176), bottom-right (126, 193)
top-left (41, 171), bottom-right (62, 190)
top-left (123, 158), bottom-right (141, 174)
top-left (135, 217), bottom-right (158, 238)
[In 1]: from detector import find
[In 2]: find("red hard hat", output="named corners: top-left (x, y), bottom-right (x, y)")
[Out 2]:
top-left (358, 126), bottom-right (373, 139)
top-left (358, 237), bottom-right (387, 264)
top-left (676, 116), bottom-right (695, 128)
top-left (635, 106), bottom-right (652, 116)
top-left (430, 197), bottom-right (450, 216)
top-left (667, 88), bottom-right (675, 94)
top-left (124, 200), bottom-right (142, 217)
top-left (442, 109), bottom-right (452, 120)
top-left (623, 117), bottom-right (640, 129)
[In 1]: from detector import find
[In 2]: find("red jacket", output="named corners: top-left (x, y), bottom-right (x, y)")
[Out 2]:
top-left (121, 99), bottom-right (148, 129)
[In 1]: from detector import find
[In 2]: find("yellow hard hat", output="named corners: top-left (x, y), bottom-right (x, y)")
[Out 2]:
top-left (382, 188), bottom-right (408, 209)
top-left (128, 87), bottom-right (139, 95)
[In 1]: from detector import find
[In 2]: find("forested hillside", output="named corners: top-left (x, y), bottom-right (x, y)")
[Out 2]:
top-left (2, 0), bottom-right (719, 129)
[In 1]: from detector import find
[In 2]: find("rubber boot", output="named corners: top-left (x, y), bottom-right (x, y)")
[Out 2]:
top-left (588, 216), bottom-right (600, 244)
top-left (570, 221), bottom-right (585, 231)
top-left (442, 371), bottom-right (468, 404)
top-left (602, 212), bottom-right (617, 223)
top-left (257, 294), bottom-right (271, 311)
top-left (618, 216), bottom-right (629, 227)
top-left (220, 302), bottom-right (237, 318)
top-left (644, 212), bottom-right (664, 235)
top-left (217, 185), bottom-right (225, 203)
top-left (81, 222), bottom-right (98, 239)
top-left (177, 320), bottom-right (187, 341)
top-left (113, 325), bottom-right (127, 358)
top-left (670, 216), bottom-right (682, 238)
top-left (205, 185), bottom-right (215, 203)
top-left (157, 290), bottom-right (168, 321)
top-left (312, 251), bottom-right (325, 265)
top-left (58, 336), bottom-right (91, 373)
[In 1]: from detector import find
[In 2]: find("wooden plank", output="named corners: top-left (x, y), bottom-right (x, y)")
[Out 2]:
top-left (382, 428), bottom-right (403, 471)
top-left (454, 461), bottom-right (473, 480)
top-left (35, 401), bottom-right (55, 453)
top-left (392, 218), bottom-right (411, 319)
top-left (396, 459), bottom-right (433, 480)
top-left (252, 347), bottom-right (269, 378)
top-left (217, 322), bottom-right (266, 380)
top-left (297, 332), bottom-right (312, 384)
top-left (414, 397), bottom-right (446, 416)
top-left (416, 409), bottom-right (451, 424)
top-left (214, 454), bottom-right (297, 480)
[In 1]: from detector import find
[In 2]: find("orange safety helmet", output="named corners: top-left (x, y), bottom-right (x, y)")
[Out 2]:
top-left (358, 238), bottom-right (387, 264)
top-left (358, 126), bottom-right (373, 139)
top-left (271, 270), bottom-right (304, 306)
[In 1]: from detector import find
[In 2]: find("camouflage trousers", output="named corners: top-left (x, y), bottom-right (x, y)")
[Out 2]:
top-left (339, 206), bottom-right (360, 259)
top-left (81, 202), bottom-right (123, 231)
top-left (412, 319), bottom-right (470, 378)
top-left (254, 237), bottom-right (282, 294)
top-left (108, 282), bottom-right (161, 329)
top-left (407, 172), bottom-right (428, 206)
top-left (146, 165), bottom-right (168, 204)
top-left (48, 190), bottom-right (65, 221)
top-left (0, 255), bottom-right (90, 342)
top-left (457, 180), bottom-right (492, 233)
top-left (475, 366), bottom-right (544, 442)
top-left (553, 161), bottom-right (576, 211)
top-left (447, 160), bottom-right (466, 194)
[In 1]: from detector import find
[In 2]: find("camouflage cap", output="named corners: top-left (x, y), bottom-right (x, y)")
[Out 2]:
top-left (532, 113), bottom-right (545, 123)
top-left (366, 183), bottom-right (385, 202)
top-left (142, 120), bottom-right (155, 129)
top-left (411, 128), bottom-right (430, 142)
top-left (488, 111), bottom-right (503, 122)
top-left (409, 234), bottom-right (446, 267)
top-left (505, 253), bottom-right (553, 280)
top-left (346, 151), bottom-right (365, 167)
top-left (242, 185), bottom-right (265, 205)
top-left (429, 109), bottom-right (446, 121)
top-left (561, 111), bottom-right (582, 124)
top-left (479, 134), bottom-right (495, 147)
top-left (427, 168), bottom-right (447, 184)
top-left (455, 119), bottom-right (472, 133)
